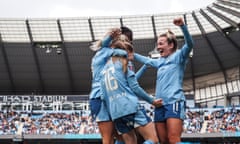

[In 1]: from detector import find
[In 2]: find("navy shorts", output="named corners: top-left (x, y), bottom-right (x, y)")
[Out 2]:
top-left (154, 101), bottom-right (185, 122)
top-left (90, 98), bottom-right (111, 122)
top-left (114, 108), bottom-right (151, 134)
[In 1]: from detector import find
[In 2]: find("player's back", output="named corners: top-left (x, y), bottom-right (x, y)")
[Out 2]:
top-left (101, 57), bottom-right (139, 120)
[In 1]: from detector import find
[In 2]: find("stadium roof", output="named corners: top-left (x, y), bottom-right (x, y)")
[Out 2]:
top-left (0, 0), bottom-right (239, 95)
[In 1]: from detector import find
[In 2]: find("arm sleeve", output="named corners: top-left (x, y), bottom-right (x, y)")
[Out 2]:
top-left (112, 49), bottom-right (127, 57)
top-left (134, 53), bottom-right (160, 68)
top-left (179, 25), bottom-right (194, 59)
top-left (101, 35), bottom-right (112, 48)
top-left (127, 70), bottom-right (154, 104)
top-left (102, 47), bottom-right (127, 58)
top-left (101, 36), bottom-right (127, 57)
top-left (135, 64), bottom-right (148, 80)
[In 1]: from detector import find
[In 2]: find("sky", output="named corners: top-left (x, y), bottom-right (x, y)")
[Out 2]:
top-left (0, 0), bottom-right (216, 18)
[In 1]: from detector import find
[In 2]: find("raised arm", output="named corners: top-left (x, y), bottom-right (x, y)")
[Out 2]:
top-left (101, 35), bottom-right (112, 48)
top-left (173, 18), bottom-right (194, 58)
top-left (101, 28), bottom-right (121, 47)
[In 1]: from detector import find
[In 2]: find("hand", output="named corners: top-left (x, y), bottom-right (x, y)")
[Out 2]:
top-left (173, 17), bottom-right (184, 26)
top-left (108, 28), bottom-right (121, 38)
top-left (152, 98), bottom-right (163, 107)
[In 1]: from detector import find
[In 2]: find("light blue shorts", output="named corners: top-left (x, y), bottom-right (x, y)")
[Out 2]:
top-left (154, 101), bottom-right (185, 122)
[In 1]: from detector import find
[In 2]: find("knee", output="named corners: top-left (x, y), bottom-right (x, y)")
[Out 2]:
top-left (168, 135), bottom-right (181, 144)
top-left (101, 134), bottom-right (114, 144)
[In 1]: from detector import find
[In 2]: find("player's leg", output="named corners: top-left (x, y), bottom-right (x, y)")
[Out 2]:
top-left (121, 129), bottom-right (137, 144)
top-left (166, 118), bottom-right (183, 144)
top-left (165, 101), bottom-right (185, 144)
top-left (155, 122), bottom-right (168, 144)
top-left (135, 130), bottom-right (145, 144)
top-left (134, 108), bottom-right (159, 144)
top-left (113, 125), bottom-right (125, 144)
top-left (136, 122), bottom-right (158, 144)
top-left (154, 106), bottom-right (168, 144)
top-left (94, 99), bottom-right (114, 144)
top-left (114, 114), bottom-right (137, 144)
top-left (98, 121), bottom-right (115, 144)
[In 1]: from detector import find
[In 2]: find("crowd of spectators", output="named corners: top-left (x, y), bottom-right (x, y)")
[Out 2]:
top-left (0, 110), bottom-right (98, 135)
top-left (205, 107), bottom-right (240, 133)
top-left (0, 106), bottom-right (239, 135)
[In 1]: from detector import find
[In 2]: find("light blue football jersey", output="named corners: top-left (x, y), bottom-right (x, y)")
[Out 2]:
top-left (134, 25), bottom-right (194, 105)
top-left (101, 58), bottom-right (154, 120)
top-left (89, 47), bottom-right (127, 99)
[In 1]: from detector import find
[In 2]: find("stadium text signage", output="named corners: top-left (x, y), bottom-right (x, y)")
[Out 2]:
top-left (0, 95), bottom-right (68, 103)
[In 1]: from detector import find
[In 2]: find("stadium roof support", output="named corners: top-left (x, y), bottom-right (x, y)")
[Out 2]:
top-left (207, 6), bottom-right (239, 28)
top-left (26, 20), bottom-right (45, 93)
top-left (192, 11), bottom-right (230, 96)
top-left (200, 9), bottom-right (240, 52)
top-left (88, 18), bottom-right (95, 41)
top-left (57, 19), bottom-right (74, 94)
top-left (0, 34), bottom-right (15, 93)
top-left (213, 3), bottom-right (240, 20)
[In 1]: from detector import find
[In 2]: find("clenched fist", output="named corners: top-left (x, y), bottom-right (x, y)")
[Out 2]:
top-left (173, 17), bottom-right (184, 26)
